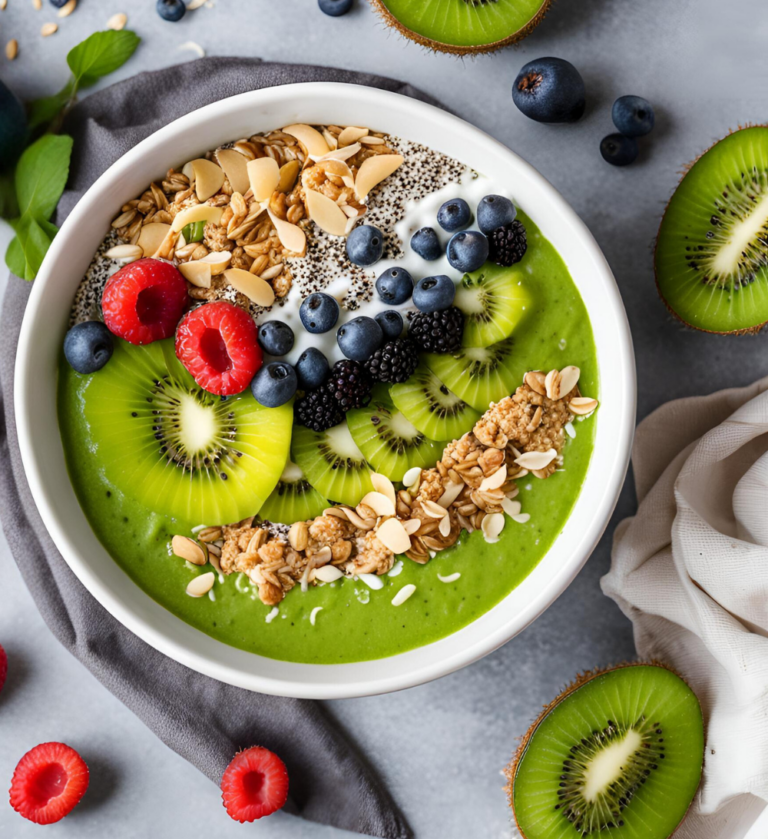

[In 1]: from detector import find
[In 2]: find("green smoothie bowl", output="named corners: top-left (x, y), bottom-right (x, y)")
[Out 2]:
top-left (15, 83), bottom-right (635, 698)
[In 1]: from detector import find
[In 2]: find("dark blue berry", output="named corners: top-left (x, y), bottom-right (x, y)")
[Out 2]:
top-left (295, 347), bottom-right (331, 391)
top-left (64, 321), bottom-right (114, 374)
top-left (600, 133), bottom-right (639, 166)
top-left (612, 95), bottom-right (655, 138)
top-left (437, 198), bottom-right (472, 233)
top-left (250, 362), bottom-right (297, 408)
top-left (512, 57), bottom-right (586, 124)
top-left (257, 320), bottom-right (294, 356)
top-left (447, 231), bottom-right (489, 273)
top-left (413, 275), bottom-right (455, 313)
top-left (318, 0), bottom-right (353, 15)
top-left (156, 0), bottom-right (186, 22)
top-left (375, 266), bottom-right (413, 305)
top-left (477, 195), bottom-right (517, 234)
top-left (346, 225), bottom-right (384, 267)
top-left (300, 292), bottom-right (340, 334)
top-left (411, 227), bottom-right (442, 261)
top-left (48, 0), bottom-right (69, 5)
top-left (375, 310), bottom-right (404, 340)
top-left (0, 81), bottom-right (26, 169)
top-left (337, 316), bottom-right (383, 361)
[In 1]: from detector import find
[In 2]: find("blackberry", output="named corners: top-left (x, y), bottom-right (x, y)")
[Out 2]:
top-left (365, 339), bottom-right (419, 384)
top-left (326, 360), bottom-right (372, 412)
top-left (488, 219), bottom-right (528, 267)
top-left (409, 307), bottom-right (464, 354)
top-left (295, 388), bottom-right (344, 432)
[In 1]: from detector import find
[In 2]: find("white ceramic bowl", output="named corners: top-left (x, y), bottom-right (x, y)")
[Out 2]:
top-left (15, 83), bottom-right (635, 699)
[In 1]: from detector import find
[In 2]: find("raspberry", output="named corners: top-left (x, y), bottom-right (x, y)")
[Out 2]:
top-left (409, 307), bottom-right (464, 354)
top-left (488, 219), bottom-right (528, 267)
top-left (175, 301), bottom-right (262, 396)
top-left (0, 642), bottom-right (6, 694)
top-left (295, 387), bottom-right (344, 432)
top-left (326, 360), bottom-right (372, 412)
top-left (221, 746), bottom-right (289, 823)
top-left (365, 338), bottom-right (419, 384)
top-left (102, 258), bottom-right (188, 345)
top-left (10, 743), bottom-right (89, 825)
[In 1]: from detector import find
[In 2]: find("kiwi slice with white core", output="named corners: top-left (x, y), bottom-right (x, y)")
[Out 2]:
top-left (656, 126), bottom-right (768, 333)
top-left (80, 338), bottom-right (292, 525)
top-left (507, 663), bottom-right (704, 839)
top-left (454, 263), bottom-right (531, 347)
top-left (370, 0), bottom-right (551, 55)
top-left (258, 460), bottom-right (328, 525)
top-left (390, 364), bottom-right (481, 441)
top-left (291, 421), bottom-right (374, 507)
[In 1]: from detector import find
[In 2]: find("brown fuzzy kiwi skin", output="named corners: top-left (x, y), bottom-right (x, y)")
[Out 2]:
top-left (367, 0), bottom-right (553, 56)
top-left (654, 124), bottom-right (768, 336)
top-left (503, 661), bottom-right (704, 839)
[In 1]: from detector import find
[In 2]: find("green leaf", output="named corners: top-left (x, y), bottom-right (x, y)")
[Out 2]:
top-left (5, 235), bottom-right (26, 278)
top-left (67, 30), bottom-right (140, 89)
top-left (7, 216), bottom-right (55, 280)
top-left (27, 80), bottom-right (75, 131)
top-left (182, 220), bottom-right (205, 243)
top-left (15, 133), bottom-right (73, 221)
top-left (0, 172), bottom-right (19, 219)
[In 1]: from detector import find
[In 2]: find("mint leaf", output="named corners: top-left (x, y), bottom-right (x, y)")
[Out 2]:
top-left (27, 80), bottom-right (75, 131)
top-left (67, 30), bottom-right (140, 89)
top-left (15, 134), bottom-right (73, 221)
top-left (0, 172), bottom-right (19, 219)
top-left (5, 234), bottom-right (26, 278)
top-left (7, 216), bottom-right (55, 280)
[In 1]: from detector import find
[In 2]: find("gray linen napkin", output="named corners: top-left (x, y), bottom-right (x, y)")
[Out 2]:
top-left (0, 57), bottom-right (442, 838)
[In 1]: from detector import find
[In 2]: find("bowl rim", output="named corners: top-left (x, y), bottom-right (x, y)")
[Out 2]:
top-left (14, 82), bottom-right (636, 698)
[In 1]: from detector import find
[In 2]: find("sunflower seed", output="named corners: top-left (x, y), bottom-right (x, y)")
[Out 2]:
top-left (41, 22), bottom-right (58, 36)
top-left (171, 535), bottom-right (208, 566)
top-left (107, 12), bottom-right (127, 29)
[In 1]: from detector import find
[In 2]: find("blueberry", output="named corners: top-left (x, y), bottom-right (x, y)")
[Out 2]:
top-left (413, 275), bottom-right (455, 313)
top-left (300, 292), bottom-right (340, 334)
top-left (512, 57), bottom-right (586, 124)
top-left (375, 310), bottom-right (404, 340)
top-left (318, 0), bottom-right (353, 14)
top-left (0, 81), bottom-right (26, 170)
top-left (257, 320), bottom-right (294, 356)
top-left (347, 225), bottom-right (384, 267)
top-left (600, 133), bottom-right (639, 167)
top-left (251, 362), bottom-right (297, 408)
top-left (156, 0), bottom-right (186, 21)
top-left (612, 95), bottom-right (655, 138)
top-left (337, 316), bottom-right (383, 361)
top-left (446, 231), bottom-right (489, 273)
top-left (477, 195), bottom-right (517, 234)
top-left (375, 266), bottom-right (413, 305)
top-left (64, 321), bottom-right (114, 374)
top-left (48, 0), bottom-right (70, 6)
top-left (295, 347), bottom-right (331, 391)
top-left (437, 198), bottom-right (472, 233)
top-left (411, 227), bottom-right (442, 261)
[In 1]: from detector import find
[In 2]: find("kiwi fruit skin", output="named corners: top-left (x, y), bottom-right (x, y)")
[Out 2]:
top-left (655, 126), bottom-right (768, 334)
top-left (368, 0), bottom-right (552, 56)
top-left (506, 662), bottom-right (704, 839)
top-left (258, 460), bottom-right (328, 525)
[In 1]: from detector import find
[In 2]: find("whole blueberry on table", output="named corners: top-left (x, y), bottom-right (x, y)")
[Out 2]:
top-left (612, 95), bottom-right (655, 137)
top-left (447, 230), bottom-right (489, 273)
top-left (48, 0), bottom-right (70, 6)
top-left (300, 292), bottom-right (340, 334)
top-left (156, 0), bottom-right (186, 22)
top-left (477, 194), bottom-right (517, 234)
top-left (64, 321), bottom-right (114, 374)
top-left (411, 227), bottom-right (443, 261)
top-left (318, 0), bottom-right (354, 15)
top-left (375, 309), bottom-right (404, 340)
top-left (413, 274), bottom-right (455, 313)
top-left (337, 316), bottom-right (383, 361)
top-left (0, 81), bottom-right (27, 169)
top-left (257, 320), bottom-right (294, 356)
top-left (437, 198), bottom-right (472, 233)
top-left (600, 133), bottom-right (639, 166)
top-left (347, 224), bottom-right (384, 267)
top-left (512, 57), bottom-right (586, 124)
top-left (375, 266), bottom-right (413, 305)
top-left (251, 362), bottom-right (297, 408)
top-left (295, 347), bottom-right (331, 391)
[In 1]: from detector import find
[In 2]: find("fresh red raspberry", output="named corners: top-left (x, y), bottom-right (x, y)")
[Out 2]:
top-left (0, 643), bottom-right (6, 694)
top-left (221, 746), bottom-right (289, 823)
top-left (9, 742), bottom-right (89, 825)
top-left (175, 301), bottom-right (262, 396)
top-left (102, 258), bottom-right (188, 345)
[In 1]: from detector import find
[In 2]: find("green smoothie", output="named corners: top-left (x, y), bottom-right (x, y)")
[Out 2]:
top-left (58, 213), bottom-right (598, 664)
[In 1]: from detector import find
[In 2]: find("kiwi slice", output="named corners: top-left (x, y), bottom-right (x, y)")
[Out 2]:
top-left (455, 263), bottom-right (531, 347)
top-left (370, 0), bottom-right (551, 55)
top-left (258, 459), bottom-right (328, 525)
top-left (507, 663), bottom-right (704, 839)
top-left (390, 364), bottom-right (481, 441)
top-left (656, 126), bottom-right (768, 334)
top-left (291, 421), bottom-right (374, 507)
top-left (81, 338), bottom-right (292, 525)
top-left (425, 337), bottom-right (518, 411)
top-left (346, 391), bottom-right (446, 482)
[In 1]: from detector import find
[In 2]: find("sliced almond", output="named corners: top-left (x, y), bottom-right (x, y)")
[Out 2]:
top-left (391, 584), bottom-right (416, 607)
top-left (137, 222), bottom-right (171, 256)
top-left (277, 159), bottom-right (300, 193)
top-left (565, 421), bottom-right (577, 439)
top-left (192, 158), bottom-right (225, 202)
top-left (179, 261), bottom-right (212, 288)
top-left (524, 370), bottom-right (547, 396)
top-left (437, 482), bottom-right (464, 509)
top-left (514, 448), bottom-right (557, 471)
top-left (481, 512), bottom-right (505, 543)
top-left (315, 142), bottom-right (360, 163)
top-left (340, 506), bottom-right (376, 531)
top-left (41, 22), bottom-right (58, 36)
top-left (186, 0), bottom-right (207, 8)
top-left (305, 188), bottom-right (349, 237)
top-left (371, 473), bottom-right (397, 508)
top-left (421, 500), bottom-right (448, 520)
top-left (186, 571), bottom-right (215, 597)
top-left (58, 0), bottom-right (77, 17)
top-left (512, 513), bottom-right (531, 524)
top-left (376, 518), bottom-right (411, 554)
top-left (107, 11), bottom-right (127, 28)
top-left (355, 154), bottom-right (404, 201)
top-left (545, 369), bottom-right (561, 400)
top-left (105, 243), bottom-right (143, 262)
top-left (501, 497), bottom-right (522, 518)
top-left (360, 135), bottom-right (386, 145)
top-left (315, 565), bottom-right (343, 583)
top-left (260, 263), bottom-right (284, 281)
top-left (402, 518), bottom-right (421, 536)
top-left (558, 366), bottom-right (580, 398)
top-left (215, 148), bottom-right (250, 195)
top-left (338, 126), bottom-right (369, 146)
top-left (224, 268), bottom-right (275, 307)
top-left (247, 157), bottom-right (280, 202)
top-left (197, 250), bottom-right (232, 275)
top-left (171, 204), bottom-right (224, 232)
top-left (570, 396), bottom-right (599, 416)
top-left (182, 160), bottom-right (196, 183)
top-left (360, 491), bottom-right (396, 518)
top-left (316, 158), bottom-right (354, 180)
top-left (172, 535), bottom-right (208, 566)
top-left (438, 515), bottom-right (452, 538)
top-left (267, 209), bottom-right (306, 256)
top-left (479, 463), bottom-right (507, 492)
top-left (358, 573), bottom-right (384, 590)
top-left (314, 546), bottom-right (333, 565)
top-left (322, 128), bottom-right (338, 150)
top-left (403, 467), bottom-right (422, 488)
top-left (283, 123), bottom-right (330, 157)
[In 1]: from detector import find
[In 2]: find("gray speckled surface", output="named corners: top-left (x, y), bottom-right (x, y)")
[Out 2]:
top-left (1, 0), bottom-right (766, 836)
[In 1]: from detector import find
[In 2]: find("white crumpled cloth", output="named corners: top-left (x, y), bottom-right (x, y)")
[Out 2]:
top-left (602, 377), bottom-right (768, 839)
